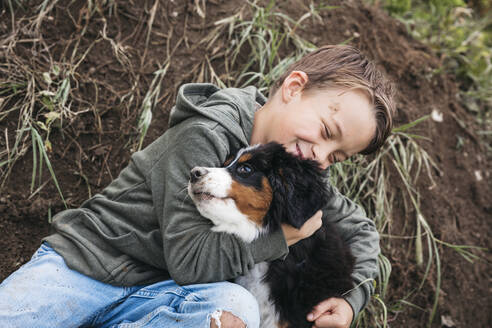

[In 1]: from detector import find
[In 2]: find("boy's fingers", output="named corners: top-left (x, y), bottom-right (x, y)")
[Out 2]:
top-left (308, 298), bottom-right (353, 328)
top-left (281, 210), bottom-right (322, 246)
top-left (313, 313), bottom-right (345, 328)
top-left (307, 297), bottom-right (337, 321)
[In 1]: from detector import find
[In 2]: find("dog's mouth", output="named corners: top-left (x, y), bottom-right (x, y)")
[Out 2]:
top-left (193, 191), bottom-right (214, 200)
top-left (192, 190), bottom-right (229, 201)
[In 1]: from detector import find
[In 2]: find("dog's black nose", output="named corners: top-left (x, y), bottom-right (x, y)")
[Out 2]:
top-left (190, 167), bottom-right (208, 183)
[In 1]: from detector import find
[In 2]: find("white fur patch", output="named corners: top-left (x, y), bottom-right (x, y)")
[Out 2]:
top-left (235, 262), bottom-right (279, 328)
top-left (225, 144), bottom-right (261, 169)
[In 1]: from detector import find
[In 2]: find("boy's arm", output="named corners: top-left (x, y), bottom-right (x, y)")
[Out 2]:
top-left (144, 122), bottom-right (289, 285)
top-left (322, 184), bottom-right (380, 319)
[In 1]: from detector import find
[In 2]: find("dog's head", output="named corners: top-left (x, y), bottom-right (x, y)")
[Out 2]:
top-left (188, 142), bottom-right (331, 242)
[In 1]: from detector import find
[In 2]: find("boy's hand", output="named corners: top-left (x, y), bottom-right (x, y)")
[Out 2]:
top-left (281, 210), bottom-right (323, 246)
top-left (307, 298), bottom-right (353, 328)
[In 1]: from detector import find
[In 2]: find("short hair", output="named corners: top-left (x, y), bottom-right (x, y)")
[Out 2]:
top-left (270, 45), bottom-right (396, 155)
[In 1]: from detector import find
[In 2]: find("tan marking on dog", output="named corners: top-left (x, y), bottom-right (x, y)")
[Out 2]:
top-left (228, 177), bottom-right (272, 225)
top-left (223, 156), bottom-right (234, 167)
top-left (237, 153), bottom-right (252, 163)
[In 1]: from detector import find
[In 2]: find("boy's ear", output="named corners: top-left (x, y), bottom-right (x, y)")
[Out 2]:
top-left (281, 70), bottom-right (309, 103)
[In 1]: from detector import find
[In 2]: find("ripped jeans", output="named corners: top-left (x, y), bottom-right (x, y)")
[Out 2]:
top-left (0, 243), bottom-right (260, 328)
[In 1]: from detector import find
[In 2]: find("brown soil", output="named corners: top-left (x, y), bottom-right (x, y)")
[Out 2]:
top-left (1, 1), bottom-right (490, 327)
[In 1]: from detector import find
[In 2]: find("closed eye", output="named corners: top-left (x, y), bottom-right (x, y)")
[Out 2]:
top-left (323, 123), bottom-right (331, 139)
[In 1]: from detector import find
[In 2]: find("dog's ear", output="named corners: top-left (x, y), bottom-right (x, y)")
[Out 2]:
top-left (263, 143), bottom-right (331, 229)
top-left (268, 165), bottom-right (329, 229)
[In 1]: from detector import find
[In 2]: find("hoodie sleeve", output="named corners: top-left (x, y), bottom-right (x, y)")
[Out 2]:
top-left (322, 184), bottom-right (380, 320)
top-left (147, 122), bottom-right (289, 285)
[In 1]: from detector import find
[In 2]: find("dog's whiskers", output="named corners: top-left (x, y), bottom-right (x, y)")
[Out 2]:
top-left (177, 185), bottom-right (188, 195)
top-left (178, 184), bottom-right (191, 208)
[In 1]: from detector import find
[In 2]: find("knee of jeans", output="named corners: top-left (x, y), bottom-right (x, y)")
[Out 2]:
top-left (212, 282), bottom-right (259, 327)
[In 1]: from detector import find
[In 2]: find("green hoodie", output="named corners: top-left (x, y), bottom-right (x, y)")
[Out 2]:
top-left (44, 83), bottom-right (379, 319)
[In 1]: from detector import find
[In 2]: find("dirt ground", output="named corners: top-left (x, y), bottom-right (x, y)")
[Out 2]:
top-left (0, 1), bottom-right (490, 327)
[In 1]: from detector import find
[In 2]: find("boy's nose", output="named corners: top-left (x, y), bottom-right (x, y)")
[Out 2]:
top-left (190, 167), bottom-right (209, 183)
top-left (312, 145), bottom-right (330, 169)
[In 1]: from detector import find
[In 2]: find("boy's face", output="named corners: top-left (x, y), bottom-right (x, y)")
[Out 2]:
top-left (254, 72), bottom-right (376, 170)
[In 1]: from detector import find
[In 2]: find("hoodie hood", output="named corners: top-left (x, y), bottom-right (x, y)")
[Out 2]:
top-left (169, 83), bottom-right (267, 146)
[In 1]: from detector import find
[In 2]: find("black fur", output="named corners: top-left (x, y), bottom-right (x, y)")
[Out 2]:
top-left (266, 222), bottom-right (355, 328)
top-left (230, 142), bottom-right (355, 328)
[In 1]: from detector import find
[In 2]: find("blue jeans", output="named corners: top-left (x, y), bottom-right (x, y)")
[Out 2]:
top-left (0, 243), bottom-right (259, 328)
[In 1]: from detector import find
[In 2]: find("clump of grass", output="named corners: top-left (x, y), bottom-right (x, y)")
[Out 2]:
top-left (0, 1), bottom-right (119, 202)
top-left (372, 0), bottom-right (492, 152)
top-left (329, 117), bottom-right (443, 327)
top-left (202, 0), bottom-right (324, 92)
top-left (0, 2), bottom-right (72, 200)
top-left (332, 116), bottom-right (486, 327)
top-left (136, 62), bottom-right (170, 151)
top-left (375, 0), bottom-right (491, 100)
top-left (0, 58), bottom-right (71, 206)
top-left (0, 0), bottom-right (152, 201)
top-left (30, 126), bottom-right (65, 204)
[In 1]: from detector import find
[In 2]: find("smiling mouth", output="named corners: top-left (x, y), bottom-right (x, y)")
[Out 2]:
top-left (296, 143), bottom-right (305, 160)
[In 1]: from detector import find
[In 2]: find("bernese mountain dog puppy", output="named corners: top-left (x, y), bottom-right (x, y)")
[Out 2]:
top-left (188, 142), bottom-right (355, 328)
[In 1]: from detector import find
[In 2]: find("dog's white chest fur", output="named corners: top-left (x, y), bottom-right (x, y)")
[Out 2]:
top-left (235, 262), bottom-right (278, 328)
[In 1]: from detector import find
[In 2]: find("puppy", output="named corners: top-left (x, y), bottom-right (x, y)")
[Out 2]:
top-left (188, 142), bottom-right (355, 328)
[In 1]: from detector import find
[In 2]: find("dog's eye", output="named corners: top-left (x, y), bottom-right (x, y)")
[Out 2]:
top-left (236, 164), bottom-right (253, 177)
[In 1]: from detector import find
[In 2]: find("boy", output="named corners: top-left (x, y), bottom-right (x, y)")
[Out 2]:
top-left (0, 45), bottom-right (394, 328)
